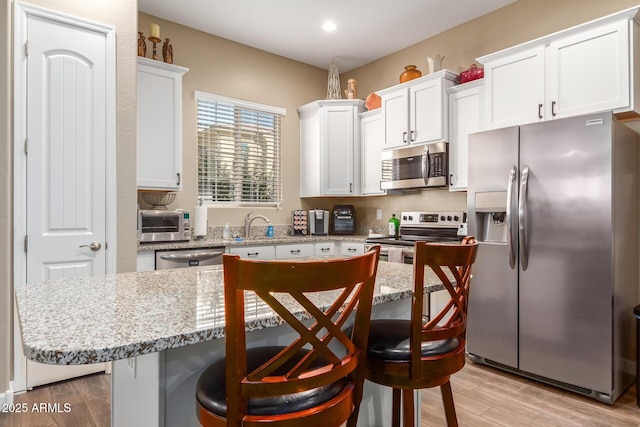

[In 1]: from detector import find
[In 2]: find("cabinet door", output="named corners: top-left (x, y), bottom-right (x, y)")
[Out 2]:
top-left (448, 82), bottom-right (483, 191)
top-left (547, 20), bottom-right (630, 119)
top-left (381, 88), bottom-right (409, 148)
top-left (410, 78), bottom-right (446, 144)
top-left (137, 59), bottom-right (187, 190)
top-left (484, 46), bottom-right (545, 129)
top-left (321, 106), bottom-right (356, 195)
top-left (228, 245), bottom-right (275, 260)
top-left (360, 111), bottom-right (385, 196)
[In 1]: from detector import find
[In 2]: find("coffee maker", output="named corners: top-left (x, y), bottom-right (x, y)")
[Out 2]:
top-left (309, 209), bottom-right (329, 236)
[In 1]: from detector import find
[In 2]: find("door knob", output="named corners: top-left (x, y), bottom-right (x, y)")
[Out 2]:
top-left (79, 242), bottom-right (102, 251)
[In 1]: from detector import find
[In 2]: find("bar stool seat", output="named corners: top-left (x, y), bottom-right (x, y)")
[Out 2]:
top-left (196, 346), bottom-right (347, 417)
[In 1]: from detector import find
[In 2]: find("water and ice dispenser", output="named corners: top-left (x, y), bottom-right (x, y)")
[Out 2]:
top-left (473, 191), bottom-right (508, 243)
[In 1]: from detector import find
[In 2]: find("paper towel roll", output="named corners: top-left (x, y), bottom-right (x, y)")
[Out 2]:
top-left (193, 205), bottom-right (208, 237)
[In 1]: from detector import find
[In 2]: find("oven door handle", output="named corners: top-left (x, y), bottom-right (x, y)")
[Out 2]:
top-left (422, 145), bottom-right (430, 186)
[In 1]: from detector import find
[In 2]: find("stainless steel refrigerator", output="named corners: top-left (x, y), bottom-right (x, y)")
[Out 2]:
top-left (466, 112), bottom-right (638, 404)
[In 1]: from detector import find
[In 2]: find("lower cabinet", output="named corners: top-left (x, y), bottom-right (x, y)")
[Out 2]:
top-left (137, 251), bottom-right (155, 272)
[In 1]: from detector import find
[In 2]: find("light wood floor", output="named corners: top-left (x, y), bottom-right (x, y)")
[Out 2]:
top-left (1, 360), bottom-right (638, 426)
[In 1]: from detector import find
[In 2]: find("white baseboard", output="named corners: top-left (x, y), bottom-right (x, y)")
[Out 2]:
top-left (0, 388), bottom-right (14, 405)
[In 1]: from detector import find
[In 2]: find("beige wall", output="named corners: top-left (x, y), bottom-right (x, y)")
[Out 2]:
top-left (1, 0), bottom-right (137, 393)
top-left (137, 13), bottom-right (328, 225)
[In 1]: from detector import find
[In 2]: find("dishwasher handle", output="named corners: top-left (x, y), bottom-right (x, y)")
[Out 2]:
top-left (158, 250), bottom-right (224, 262)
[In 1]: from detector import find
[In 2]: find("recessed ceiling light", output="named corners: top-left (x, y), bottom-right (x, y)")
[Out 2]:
top-left (322, 21), bottom-right (337, 32)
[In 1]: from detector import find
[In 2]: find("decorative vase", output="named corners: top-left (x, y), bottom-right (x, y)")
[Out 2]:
top-left (400, 65), bottom-right (422, 83)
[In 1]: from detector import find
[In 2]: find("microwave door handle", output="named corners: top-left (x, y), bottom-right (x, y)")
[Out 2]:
top-left (422, 145), bottom-right (431, 185)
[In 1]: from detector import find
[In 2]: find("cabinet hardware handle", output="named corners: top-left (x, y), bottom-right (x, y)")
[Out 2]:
top-left (247, 252), bottom-right (259, 257)
top-left (449, 174), bottom-right (453, 185)
top-left (402, 131), bottom-right (407, 143)
top-left (320, 247), bottom-right (330, 252)
top-left (410, 130), bottom-right (415, 142)
top-left (176, 173), bottom-right (181, 185)
top-left (290, 249), bottom-right (301, 254)
top-left (538, 104), bottom-right (543, 119)
top-left (349, 182), bottom-right (353, 192)
top-left (551, 101), bottom-right (556, 117)
top-left (347, 248), bottom-right (356, 252)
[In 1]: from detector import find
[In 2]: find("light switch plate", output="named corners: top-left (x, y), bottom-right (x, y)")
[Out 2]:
top-left (376, 209), bottom-right (382, 220)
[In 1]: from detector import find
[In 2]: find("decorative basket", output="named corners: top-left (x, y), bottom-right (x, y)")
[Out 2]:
top-left (141, 191), bottom-right (176, 209)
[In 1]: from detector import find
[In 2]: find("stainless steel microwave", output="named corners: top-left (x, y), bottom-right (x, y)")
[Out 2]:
top-left (138, 209), bottom-right (190, 242)
top-left (381, 142), bottom-right (448, 190)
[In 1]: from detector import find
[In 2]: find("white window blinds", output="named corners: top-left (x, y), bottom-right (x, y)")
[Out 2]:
top-left (196, 91), bottom-right (284, 206)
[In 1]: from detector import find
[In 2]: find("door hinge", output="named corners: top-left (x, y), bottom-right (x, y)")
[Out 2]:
top-left (24, 235), bottom-right (28, 252)
top-left (24, 41), bottom-right (28, 57)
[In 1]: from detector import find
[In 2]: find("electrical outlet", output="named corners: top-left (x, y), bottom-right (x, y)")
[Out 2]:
top-left (376, 209), bottom-right (382, 220)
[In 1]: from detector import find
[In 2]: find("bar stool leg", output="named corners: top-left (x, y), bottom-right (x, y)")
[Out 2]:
top-left (402, 388), bottom-right (415, 427)
top-left (440, 381), bottom-right (458, 427)
top-left (392, 388), bottom-right (401, 427)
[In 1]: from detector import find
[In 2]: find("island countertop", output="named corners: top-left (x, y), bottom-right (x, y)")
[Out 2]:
top-left (15, 260), bottom-right (444, 365)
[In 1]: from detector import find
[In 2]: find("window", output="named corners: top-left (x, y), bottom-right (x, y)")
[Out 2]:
top-left (196, 91), bottom-right (285, 206)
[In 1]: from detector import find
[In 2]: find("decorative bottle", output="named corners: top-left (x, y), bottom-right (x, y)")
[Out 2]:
top-left (388, 214), bottom-right (399, 238)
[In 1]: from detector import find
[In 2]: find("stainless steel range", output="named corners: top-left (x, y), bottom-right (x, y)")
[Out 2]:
top-left (366, 211), bottom-right (466, 263)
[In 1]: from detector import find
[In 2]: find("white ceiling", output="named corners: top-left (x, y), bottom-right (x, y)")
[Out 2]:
top-left (138, 0), bottom-right (517, 72)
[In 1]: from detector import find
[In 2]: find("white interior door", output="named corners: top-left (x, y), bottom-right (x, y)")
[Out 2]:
top-left (16, 4), bottom-right (115, 389)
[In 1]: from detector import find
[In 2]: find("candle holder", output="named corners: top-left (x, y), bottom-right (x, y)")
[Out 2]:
top-left (148, 36), bottom-right (161, 60)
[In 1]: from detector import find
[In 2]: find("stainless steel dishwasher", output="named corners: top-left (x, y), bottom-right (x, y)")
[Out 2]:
top-left (155, 247), bottom-right (225, 270)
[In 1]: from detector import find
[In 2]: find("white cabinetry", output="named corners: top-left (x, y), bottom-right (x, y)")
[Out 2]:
top-left (447, 80), bottom-right (484, 192)
top-left (275, 243), bottom-right (314, 259)
top-left (137, 57), bottom-right (188, 190)
top-left (378, 70), bottom-right (457, 149)
top-left (137, 251), bottom-right (155, 272)
top-left (360, 110), bottom-right (385, 196)
top-left (481, 6), bottom-right (640, 129)
top-left (228, 245), bottom-right (276, 260)
top-left (298, 100), bottom-right (365, 197)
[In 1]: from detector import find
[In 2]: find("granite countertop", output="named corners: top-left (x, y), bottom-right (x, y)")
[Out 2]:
top-left (137, 235), bottom-right (370, 252)
top-left (15, 261), bottom-right (445, 365)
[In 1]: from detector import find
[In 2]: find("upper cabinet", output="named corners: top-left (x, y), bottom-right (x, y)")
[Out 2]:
top-left (360, 110), bottom-right (385, 196)
top-left (137, 57), bottom-right (189, 190)
top-left (298, 100), bottom-right (365, 197)
top-left (480, 6), bottom-right (640, 129)
top-left (447, 79), bottom-right (484, 192)
top-left (378, 70), bottom-right (457, 149)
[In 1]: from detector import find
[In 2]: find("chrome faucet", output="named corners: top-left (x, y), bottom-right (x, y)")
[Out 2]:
top-left (244, 211), bottom-right (271, 238)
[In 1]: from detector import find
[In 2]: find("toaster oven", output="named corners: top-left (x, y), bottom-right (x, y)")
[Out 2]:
top-left (138, 209), bottom-right (190, 242)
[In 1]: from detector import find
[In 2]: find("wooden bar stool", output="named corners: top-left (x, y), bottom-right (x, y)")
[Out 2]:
top-left (364, 237), bottom-right (478, 427)
top-left (196, 246), bottom-right (380, 427)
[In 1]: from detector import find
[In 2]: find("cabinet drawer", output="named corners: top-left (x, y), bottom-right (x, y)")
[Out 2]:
top-left (275, 243), bottom-right (314, 259)
top-left (228, 245), bottom-right (275, 260)
top-left (340, 242), bottom-right (365, 257)
top-left (314, 242), bottom-right (336, 256)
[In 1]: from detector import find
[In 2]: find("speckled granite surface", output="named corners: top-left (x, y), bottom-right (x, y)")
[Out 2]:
top-left (137, 235), bottom-right (369, 252)
top-left (15, 261), bottom-right (445, 365)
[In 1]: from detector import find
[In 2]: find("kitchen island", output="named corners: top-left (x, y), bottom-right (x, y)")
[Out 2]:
top-left (15, 260), bottom-right (444, 426)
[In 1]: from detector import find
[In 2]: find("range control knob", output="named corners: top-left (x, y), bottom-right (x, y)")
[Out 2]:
top-left (447, 216), bottom-right (452, 221)
top-left (440, 215), bottom-right (445, 221)
top-left (454, 215), bottom-right (459, 221)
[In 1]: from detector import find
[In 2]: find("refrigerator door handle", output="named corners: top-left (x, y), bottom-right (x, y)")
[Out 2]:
top-left (422, 144), bottom-right (431, 186)
top-left (506, 165), bottom-right (518, 269)
top-left (519, 165), bottom-right (530, 271)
